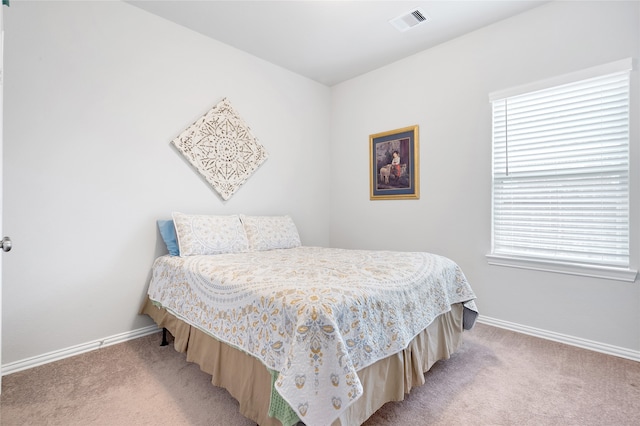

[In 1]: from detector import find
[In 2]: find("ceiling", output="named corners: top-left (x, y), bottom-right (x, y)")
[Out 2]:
top-left (128, 0), bottom-right (550, 86)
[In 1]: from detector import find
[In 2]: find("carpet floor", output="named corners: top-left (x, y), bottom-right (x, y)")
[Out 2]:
top-left (1, 323), bottom-right (639, 425)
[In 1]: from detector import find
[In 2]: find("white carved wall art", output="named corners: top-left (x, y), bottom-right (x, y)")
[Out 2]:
top-left (171, 98), bottom-right (268, 200)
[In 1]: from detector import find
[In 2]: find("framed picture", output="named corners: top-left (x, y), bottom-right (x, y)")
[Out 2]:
top-left (370, 125), bottom-right (419, 200)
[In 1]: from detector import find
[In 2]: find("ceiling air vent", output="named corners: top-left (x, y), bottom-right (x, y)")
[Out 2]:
top-left (389, 7), bottom-right (430, 32)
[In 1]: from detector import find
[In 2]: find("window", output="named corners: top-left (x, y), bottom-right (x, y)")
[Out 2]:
top-left (487, 59), bottom-right (636, 281)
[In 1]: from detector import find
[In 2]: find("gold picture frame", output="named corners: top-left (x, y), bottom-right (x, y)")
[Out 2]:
top-left (370, 125), bottom-right (419, 200)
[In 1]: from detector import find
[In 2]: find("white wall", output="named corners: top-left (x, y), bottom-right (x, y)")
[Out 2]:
top-left (1, 1), bottom-right (331, 364)
top-left (330, 1), bottom-right (640, 353)
top-left (3, 0), bottom-right (639, 368)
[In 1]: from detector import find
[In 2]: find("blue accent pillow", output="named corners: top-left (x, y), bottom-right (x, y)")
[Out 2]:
top-left (157, 219), bottom-right (180, 256)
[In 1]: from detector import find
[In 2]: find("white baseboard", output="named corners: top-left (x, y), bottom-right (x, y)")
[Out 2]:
top-left (477, 315), bottom-right (640, 362)
top-left (3, 317), bottom-right (639, 377)
top-left (1, 325), bottom-right (161, 376)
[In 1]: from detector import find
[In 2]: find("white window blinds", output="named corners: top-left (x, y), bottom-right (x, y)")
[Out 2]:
top-left (491, 68), bottom-right (631, 269)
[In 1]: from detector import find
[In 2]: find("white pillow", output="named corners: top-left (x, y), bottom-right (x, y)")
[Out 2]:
top-left (172, 212), bottom-right (249, 256)
top-left (240, 215), bottom-right (301, 251)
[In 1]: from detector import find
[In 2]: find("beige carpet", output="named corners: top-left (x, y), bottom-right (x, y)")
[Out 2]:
top-left (1, 323), bottom-right (639, 425)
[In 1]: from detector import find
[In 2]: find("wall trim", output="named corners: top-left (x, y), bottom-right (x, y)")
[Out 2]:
top-left (1, 325), bottom-right (160, 376)
top-left (3, 317), bottom-right (639, 376)
top-left (477, 315), bottom-right (640, 362)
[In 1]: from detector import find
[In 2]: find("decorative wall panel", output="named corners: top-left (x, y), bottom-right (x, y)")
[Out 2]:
top-left (172, 98), bottom-right (268, 200)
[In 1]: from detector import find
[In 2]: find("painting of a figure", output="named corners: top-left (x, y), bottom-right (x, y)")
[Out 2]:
top-left (376, 138), bottom-right (410, 188)
top-left (370, 125), bottom-right (419, 200)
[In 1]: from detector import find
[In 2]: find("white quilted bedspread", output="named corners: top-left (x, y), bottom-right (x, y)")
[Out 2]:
top-left (147, 246), bottom-right (477, 426)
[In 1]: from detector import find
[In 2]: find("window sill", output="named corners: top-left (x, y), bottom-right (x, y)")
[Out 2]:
top-left (486, 254), bottom-right (638, 282)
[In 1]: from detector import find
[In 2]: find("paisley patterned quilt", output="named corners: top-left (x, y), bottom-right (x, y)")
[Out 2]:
top-left (147, 246), bottom-right (477, 426)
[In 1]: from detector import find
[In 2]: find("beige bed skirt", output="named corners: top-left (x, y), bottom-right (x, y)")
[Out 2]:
top-left (140, 297), bottom-right (465, 426)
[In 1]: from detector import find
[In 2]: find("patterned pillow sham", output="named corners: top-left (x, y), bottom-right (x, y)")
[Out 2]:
top-left (240, 215), bottom-right (301, 251)
top-left (172, 212), bottom-right (249, 256)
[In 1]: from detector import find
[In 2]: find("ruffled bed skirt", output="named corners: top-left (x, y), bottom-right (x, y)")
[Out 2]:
top-left (140, 297), bottom-right (465, 426)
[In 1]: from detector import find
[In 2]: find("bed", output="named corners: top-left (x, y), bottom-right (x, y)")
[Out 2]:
top-left (141, 213), bottom-right (478, 426)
